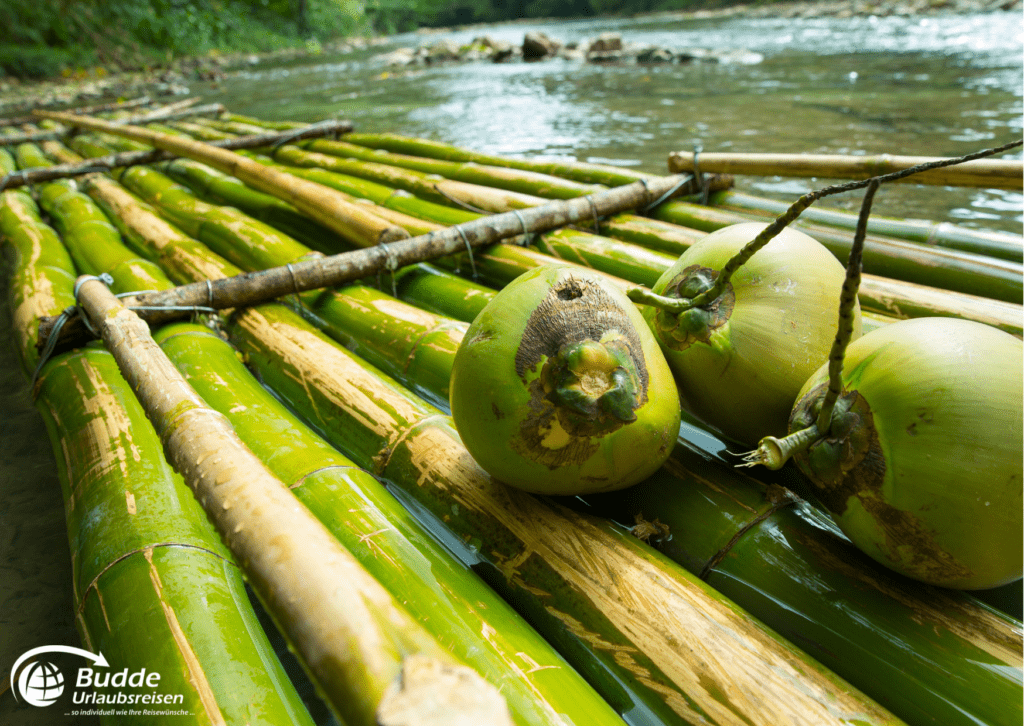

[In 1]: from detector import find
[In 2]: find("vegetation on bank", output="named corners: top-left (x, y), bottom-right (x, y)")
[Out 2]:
top-left (3, 0), bottom-right (750, 80)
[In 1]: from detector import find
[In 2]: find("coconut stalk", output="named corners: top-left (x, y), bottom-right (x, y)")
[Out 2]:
top-left (0, 191), bottom-right (316, 726)
top-left (73, 278), bottom-right (513, 726)
top-left (32, 110), bottom-right (407, 247)
top-left (224, 299), bottom-right (902, 726)
top-left (705, 189), bottom-right (1023, 262)
top-left (155, 321), bottom-right (627, 726)
top-left (0, 120), bottom-right (353, 190)
top-left (227, 249), bottom-right (1023, 726)
top-left (36, 168), bottom-right (701, 351)
top-left (668, 150), bottom-right (1024, 190)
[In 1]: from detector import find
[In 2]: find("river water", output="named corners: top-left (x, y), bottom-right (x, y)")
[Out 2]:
top-left (1, 9), bottom-right (1021, 725)
top-left (213, 10), bottom-right (1023, 230)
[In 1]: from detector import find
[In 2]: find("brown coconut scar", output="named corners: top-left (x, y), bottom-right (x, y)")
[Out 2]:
top-left (511, 275), bottom-right (649, 469)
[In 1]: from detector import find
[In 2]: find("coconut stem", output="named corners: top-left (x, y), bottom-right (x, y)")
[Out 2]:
top-left (738, 425), bottom-right (823, 470)
top-left (816, 179), bottom-right (879, 433)
top-left (625, 285), bottom-right (693, 313)
top-left (686, 138), bottom-right (1023, 310)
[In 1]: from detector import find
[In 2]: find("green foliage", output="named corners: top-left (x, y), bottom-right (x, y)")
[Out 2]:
top-left (0, 0), bottom-right (365, 79)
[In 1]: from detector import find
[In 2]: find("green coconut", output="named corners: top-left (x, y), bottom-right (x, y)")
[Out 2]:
top-left (639, 222), bottom-right (860, 445)
top-left (785, 316), bottom-right (1022, 590)
top-left (449, 264), bottom-right (680, 495)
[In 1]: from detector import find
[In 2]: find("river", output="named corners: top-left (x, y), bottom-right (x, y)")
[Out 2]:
top-left (1, 9), bottom-right (1021, 725)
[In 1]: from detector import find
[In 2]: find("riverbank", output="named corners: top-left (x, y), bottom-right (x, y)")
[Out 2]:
top-left (1, 0), bottom-right (1019, 119)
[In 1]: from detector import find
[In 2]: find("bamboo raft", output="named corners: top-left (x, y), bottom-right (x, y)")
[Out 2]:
top-left (1, 98), bottom-right (1021, 726)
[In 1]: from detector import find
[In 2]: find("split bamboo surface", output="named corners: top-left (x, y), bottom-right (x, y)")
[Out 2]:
top-left (668, 150), bottom-right (1024, 190)
top-left (0, 185), bottom-right (316, 726)
top-left (74, 278), bottom-right (513, 726)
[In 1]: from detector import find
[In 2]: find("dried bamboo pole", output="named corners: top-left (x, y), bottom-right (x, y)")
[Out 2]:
top-left (0, 94), bottom-right (153, 127)
top-left (36, 172), bottom-right (700, 351)
top-left (0, 120), bottom-right (353, 190)
top-left (668, 150), bottom-right (1024, 190)
top-left (73, 277), bottom-right (512, 726)
top-left (33, 110), bottom-right (407, 246)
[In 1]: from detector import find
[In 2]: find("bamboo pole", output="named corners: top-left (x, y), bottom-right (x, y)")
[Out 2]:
top-left (73, 277), bottom-right (512, 726)
top-left (288, 128), bottom-right (1023, 296)
top-left (0, 94), bottom-right (153, 127)
top-left (36, 171), bottom-right (702, 351)
top-left (707, 189), bottom-right (1023, 262)
top-left (668, 150), bottom-right (1024, 190)
top-left (225, 301), bottom-right (904, 726)
top-left (156, 321), bottom-right (628, 726)
top-left (0, 120), bottom-right (353, 190)
top-left (33, 110), bottom-right (407, 246)
top-left (649, 197), bottom-right (1023, 303)
top-left (201, 116), bottom-right (611, 200)
top-left (325, 129), bottom-right (659, 187)
top-left (0, 189), bottom-right (317, 726)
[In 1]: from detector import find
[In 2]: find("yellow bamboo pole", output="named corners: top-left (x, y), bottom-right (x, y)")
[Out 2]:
top-left (34, 110), bottom-right (409, 246)
top-left (668, 151), bottom-right (1023, 190)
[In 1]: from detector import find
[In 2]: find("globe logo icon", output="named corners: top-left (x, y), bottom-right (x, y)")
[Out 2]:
top-left (18, 661), bottom-right (64, 707)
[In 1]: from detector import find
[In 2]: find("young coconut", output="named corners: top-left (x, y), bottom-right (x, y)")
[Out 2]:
top-left (744, 181), bottom-right (1023, 590)
top-left (449, 264), bottom-right (681, 495)
top-left (628, 221), bottom-right (860, 446)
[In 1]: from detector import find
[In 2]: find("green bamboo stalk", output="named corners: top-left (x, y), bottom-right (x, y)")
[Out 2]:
top-left (75, 278), bottom-right (513, 726)
top-left (650, 198), bottom-right (1022, 303)
top-left (306, 130), bottom-right (1023, 305)
top-left (156, 320), bottom-right (627, 726)
top-left (244, 142), bottom-right (1019, 335)
top-left (200, 117), bottom-right (611, 200)
top-left (707, 189), bottom-right (1023, 262)
top-left (0, 192), bottom-right (316, 726)
top-left (35, 110), bottom-right (411, 247)
top-left (271, 142), bottom-right (545, 212)
top-left (233, 236), bottom-right (1023, 726)
top-left (336, 131), bottom-right (657, 186)
top-left (16, 143), bottom-right (176, 295)
top-left (225, 301), bottom-right (903, 726)
top-left (156, 157), bottom-right (353, 254)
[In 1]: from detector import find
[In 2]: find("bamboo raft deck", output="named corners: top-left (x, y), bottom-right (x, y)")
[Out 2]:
top-left (1, 99), bottom-right (1021, 726)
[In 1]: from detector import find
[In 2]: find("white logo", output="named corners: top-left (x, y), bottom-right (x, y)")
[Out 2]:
top-left (10, 646), bottom-right (108, 708)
